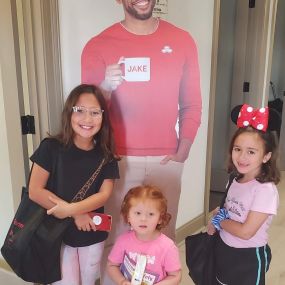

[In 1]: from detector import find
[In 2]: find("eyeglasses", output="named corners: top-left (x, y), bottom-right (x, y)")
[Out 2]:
top-left (72, 106), bottom-right (104, 118)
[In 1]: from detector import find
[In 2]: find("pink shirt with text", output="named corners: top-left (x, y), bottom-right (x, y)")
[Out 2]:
top-left (108, 231), bottom-right (181, 284)
top-left (220, 179), bottom-right (279, 248)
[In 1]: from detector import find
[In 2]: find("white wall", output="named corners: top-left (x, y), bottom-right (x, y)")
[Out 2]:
top-left (212, 0), bottom-right (236, 171)
top-left (58, 0), bottom-right (124, 97)
top-left (0, 66), bottom-right (16, 246)
top-left (210, 0), bottom-right (236, 192)
top-left (58, 0), bottom-right (215, 228)
top-left (270, 0), bottom-right (285, 100)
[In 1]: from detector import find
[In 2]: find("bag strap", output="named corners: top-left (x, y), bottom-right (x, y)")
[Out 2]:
top-left (219, 172), bottom-right (236, 208)
top-left (71, 158), bottom-right (105, 202)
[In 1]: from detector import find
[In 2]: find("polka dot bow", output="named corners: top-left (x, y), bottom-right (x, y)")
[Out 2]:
top-left (237, 104), bottom-right (269, 132)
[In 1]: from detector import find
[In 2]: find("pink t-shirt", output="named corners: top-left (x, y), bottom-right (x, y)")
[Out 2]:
top-left (108, 231), bottom-right (181, 284)
top-left (220, 179), bottom-right (279, 248)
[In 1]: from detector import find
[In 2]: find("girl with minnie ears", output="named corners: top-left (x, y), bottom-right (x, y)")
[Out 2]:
top-left (208, 104), bottom-right (280, 285)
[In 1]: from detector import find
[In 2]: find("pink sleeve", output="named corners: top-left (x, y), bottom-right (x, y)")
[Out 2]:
top-left (108, 235), bottom-right (125, 264)
top-left (81, 38), bottom-right (106, 85)
top-left (178, 33), bottom-right (202, 143)
top-left (163, 243), bottom-right (181, 272)
top-left (251, 183), bottom-right (279, 215)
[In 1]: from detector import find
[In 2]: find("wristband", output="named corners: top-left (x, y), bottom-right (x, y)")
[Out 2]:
top-left (211, 208), bottom-right (229, 231)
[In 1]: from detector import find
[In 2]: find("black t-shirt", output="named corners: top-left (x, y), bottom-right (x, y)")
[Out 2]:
top-left (30, 138), bottom-right (119, 247)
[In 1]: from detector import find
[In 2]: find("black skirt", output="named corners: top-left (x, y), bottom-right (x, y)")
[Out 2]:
top-left (215, 235), bottom-right (271, 285)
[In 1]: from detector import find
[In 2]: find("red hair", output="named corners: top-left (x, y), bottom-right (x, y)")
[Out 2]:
top-left (121, 185), bottom-right (171, 230)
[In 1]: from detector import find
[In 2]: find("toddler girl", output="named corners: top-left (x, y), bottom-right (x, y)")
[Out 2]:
top-left (107, 185), bottom-right (181, 285)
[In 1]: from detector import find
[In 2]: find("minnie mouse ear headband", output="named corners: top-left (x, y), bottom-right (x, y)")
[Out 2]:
top-left (231, 104), bottom-right (281, 132)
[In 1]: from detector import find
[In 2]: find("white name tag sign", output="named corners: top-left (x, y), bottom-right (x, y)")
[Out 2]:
top-left (119, 57), bottom-right (150, 82)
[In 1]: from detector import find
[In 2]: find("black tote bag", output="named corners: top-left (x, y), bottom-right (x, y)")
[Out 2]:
top-left (0, 140), bottom-right (69, 283)
top-left (1, 187), bottom-right (71, 283)
top-left (185, 231), bottom-right (217, 285)
top-left (185, 173), bottom-right (236, 285)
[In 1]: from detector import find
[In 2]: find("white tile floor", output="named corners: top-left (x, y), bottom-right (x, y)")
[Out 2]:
top-left (1, 172), bottom-right (284, 285)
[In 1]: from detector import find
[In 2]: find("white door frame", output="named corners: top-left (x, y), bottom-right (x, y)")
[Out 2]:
top-left (0, 0), bottom-right (26, 272)
top-left (0, 0), bottom-right (26, 210)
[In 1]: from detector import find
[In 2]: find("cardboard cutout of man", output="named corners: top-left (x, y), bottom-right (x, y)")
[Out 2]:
top-left (81, 1), bottom-right (202, 283)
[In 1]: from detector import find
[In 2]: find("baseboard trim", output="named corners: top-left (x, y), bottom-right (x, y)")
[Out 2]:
top-left (176, 213), bottom-right (205, 244)
top-left (0, 258), bottom-right (11, 272)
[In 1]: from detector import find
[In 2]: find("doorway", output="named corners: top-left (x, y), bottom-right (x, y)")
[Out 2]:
top-left (268, 0), bottom-right (285, 168)
top-left (208, 0), bottom-right (280, 211)
top-left (209, 0), bottom-right (236, 211)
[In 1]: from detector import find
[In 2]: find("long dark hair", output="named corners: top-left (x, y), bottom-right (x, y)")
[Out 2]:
top-left (51, 84), bottom-right (116, 160)
top-left (228, 126), bottom-right (280, 184)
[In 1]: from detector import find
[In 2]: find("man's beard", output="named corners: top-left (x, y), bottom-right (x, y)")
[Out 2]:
top-left (125, 1), bottom-right (156, 20)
